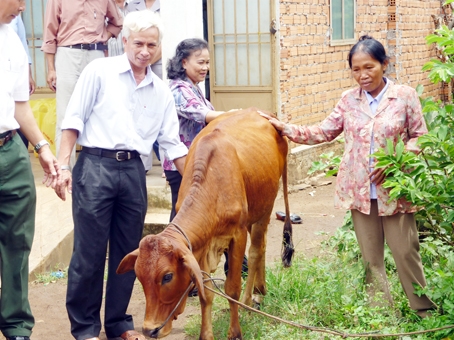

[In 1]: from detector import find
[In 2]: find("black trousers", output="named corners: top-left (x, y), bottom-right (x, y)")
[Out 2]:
top-left (66, 151), bottom-right (147, 339)
top-left (164, 170), bottom-right (182, 221)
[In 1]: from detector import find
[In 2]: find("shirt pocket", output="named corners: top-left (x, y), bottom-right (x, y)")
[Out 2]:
top-left (84, 2), bottom-right (107, 35)
top-left (135, 108), bottom-right (158, 139)
top-left (0, 62), bottom-right (23, 95)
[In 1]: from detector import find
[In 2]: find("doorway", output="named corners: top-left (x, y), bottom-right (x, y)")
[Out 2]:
top-left (207, 0), bottom-right (276, 112)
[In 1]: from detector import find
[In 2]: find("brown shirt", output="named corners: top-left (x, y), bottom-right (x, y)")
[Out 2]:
top-left (42, 0), bottom-right (123, 54)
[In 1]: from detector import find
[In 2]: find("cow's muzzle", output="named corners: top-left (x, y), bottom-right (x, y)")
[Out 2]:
top-left (145, 282), bottom-right (194, 338)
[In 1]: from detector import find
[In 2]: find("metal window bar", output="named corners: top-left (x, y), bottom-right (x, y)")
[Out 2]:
top-left (342, 0), bottom-right (346, 39)
top-left (215, 0), bottom-right (269, 86)
top-left (24, 0), bottom-right (47, 89)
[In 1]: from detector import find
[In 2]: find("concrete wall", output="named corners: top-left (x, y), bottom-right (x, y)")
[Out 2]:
top-left (160, 0), bottom-right (204, 82)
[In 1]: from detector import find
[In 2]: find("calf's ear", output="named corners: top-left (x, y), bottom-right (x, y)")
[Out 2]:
top-left (182, 253), bottom-right (205, 300)
top-left (117, 249), bottom-right (139, 274)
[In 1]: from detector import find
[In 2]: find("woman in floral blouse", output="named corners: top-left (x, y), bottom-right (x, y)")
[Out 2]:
top-left (161, 38), bottom-right (228, 219)
top-left (162, 39), bottom-right (248, 287)
top-left (262, 35), bottom-right (435, 317)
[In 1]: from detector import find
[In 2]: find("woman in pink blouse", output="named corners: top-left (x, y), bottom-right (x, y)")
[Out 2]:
top-left (262, 35), bottom-right (435, 317)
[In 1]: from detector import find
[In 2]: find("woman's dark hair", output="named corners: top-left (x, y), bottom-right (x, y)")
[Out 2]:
top-left (167, 38), bottom-right (209, 80)
top-left (347, 35), bottom-right (389, 68)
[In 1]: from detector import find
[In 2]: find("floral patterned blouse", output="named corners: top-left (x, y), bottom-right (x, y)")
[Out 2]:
top-left (282, 80), bottom-right (427, 216)
top-left (161, 78), bottom-right (214, 171)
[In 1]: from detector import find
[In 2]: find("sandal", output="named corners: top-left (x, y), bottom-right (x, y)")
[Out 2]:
top-left (275, 211), bottom-right (302, 224)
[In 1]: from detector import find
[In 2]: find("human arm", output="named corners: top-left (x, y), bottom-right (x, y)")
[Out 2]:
top-left (14, 101), bottom-right (60, 188)
top-left (13, 17), bottom-right (35, 94)
top-left (105, 0), bottom-right (123, 39)
top-left (171, 80), bottom-right (227, 125)
top-left (45, 53), bottom-right (57, 91)
top-left (54, 129), bottom-right (78, 201)
top-left (173, 156), bottom-right (186, 175)
top-left (205, 110), bottom-right (230, 123)
top-left (259, 105), bottom-right (344, 145)
top-left (157, 90), bottom-right (189, 169)
top-left (29, 65), bottom-right (36, 94)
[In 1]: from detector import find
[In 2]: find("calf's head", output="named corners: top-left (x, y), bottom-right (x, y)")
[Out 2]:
top-left (117, 234), bottom-right (205, 338)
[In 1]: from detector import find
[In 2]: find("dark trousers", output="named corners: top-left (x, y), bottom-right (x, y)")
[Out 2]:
top-left (152, 141), bottom-right (160, 161)
top-left (0, 133), bottom-right (35, 338)
top-left (66, 151), bottom-right (147, 339)
top-left (17, 129), bottom-right (28, 149)
top-left (164, 170), bottom-right (182, 221)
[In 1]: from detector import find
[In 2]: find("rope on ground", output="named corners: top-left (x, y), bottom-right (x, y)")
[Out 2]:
top-left (202, 276), bottom-right (454, 339)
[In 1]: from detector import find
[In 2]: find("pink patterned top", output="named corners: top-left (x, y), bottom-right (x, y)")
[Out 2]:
top-left (282, 80), bottom-right (427, 216)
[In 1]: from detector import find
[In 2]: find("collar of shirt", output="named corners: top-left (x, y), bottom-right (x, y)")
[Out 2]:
top-left (365, 77), bottom-right (389, 115)
top-left (125, 0), bottom-right (160, 12)
top-left (117, 53), bottom-right (154, 87)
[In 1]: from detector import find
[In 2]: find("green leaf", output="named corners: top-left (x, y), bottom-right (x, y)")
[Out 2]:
top-left (386, 139), bottom-right (394, 156)
top-left (395, 140), bottom-right (404, 162)
top-left (415, 84), bottom-right (424, 97)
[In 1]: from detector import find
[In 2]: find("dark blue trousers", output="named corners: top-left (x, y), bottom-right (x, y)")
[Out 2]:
top-left (66, 151), bottom-right (147, 339)
top-left (164, 170), bottom-right (182, 221)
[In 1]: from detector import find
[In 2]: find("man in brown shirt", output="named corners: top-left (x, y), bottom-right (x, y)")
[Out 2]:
top-left (42, 0), bottom-right (122, 167)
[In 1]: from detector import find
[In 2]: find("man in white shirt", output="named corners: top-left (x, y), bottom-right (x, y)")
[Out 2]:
top-left (0, 1), bottom-right (60, 339)
top-left (55, 10), bottom-right (186, 340)
top-left (9, 15), bottom-right (36, 148)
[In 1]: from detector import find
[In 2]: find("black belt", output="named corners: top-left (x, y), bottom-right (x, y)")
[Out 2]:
top-left (81, 147), bottom-right (140, 161)
top-left (0, 130), bottom-right (16, 147)
top-left (64, 43), bottom-right (108, 51)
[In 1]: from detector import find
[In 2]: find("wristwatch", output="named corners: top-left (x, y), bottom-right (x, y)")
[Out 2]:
top-left (34, 140), bottom-right (50, 153)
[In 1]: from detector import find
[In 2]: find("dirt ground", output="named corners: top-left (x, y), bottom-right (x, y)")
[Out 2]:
top-left (20, 182), bottom-right (346, 340)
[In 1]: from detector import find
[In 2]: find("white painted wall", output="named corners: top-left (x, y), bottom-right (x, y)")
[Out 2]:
top-left (160, 0), bottom-right (205, 82)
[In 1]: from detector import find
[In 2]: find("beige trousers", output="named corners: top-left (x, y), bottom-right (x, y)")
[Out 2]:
top-left (351, 200), bottom-right (435, 311)
top-left (55, 47), bottom-right (104, 167)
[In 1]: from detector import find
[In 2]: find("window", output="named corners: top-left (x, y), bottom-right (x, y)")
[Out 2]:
top-left (22, 0), bottom-right (49, 91)
top-left (212, 0), bottom-right (272, 87)
top-left (330, 0), bottom-right (356, 46)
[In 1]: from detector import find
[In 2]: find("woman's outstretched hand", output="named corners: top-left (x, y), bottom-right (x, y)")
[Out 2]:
top-left (258, 111), bottom-right (287, 133)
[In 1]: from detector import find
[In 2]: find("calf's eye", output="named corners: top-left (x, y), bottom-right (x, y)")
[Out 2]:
top-left (162, 273), bottom-right (173, 285)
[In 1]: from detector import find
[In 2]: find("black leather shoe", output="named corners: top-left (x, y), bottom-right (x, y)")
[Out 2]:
top-left (6, 337), bottom-right (30, 340)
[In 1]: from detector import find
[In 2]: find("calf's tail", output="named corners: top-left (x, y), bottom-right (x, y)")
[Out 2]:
top-left (281, 158), bottom-right (294, 267)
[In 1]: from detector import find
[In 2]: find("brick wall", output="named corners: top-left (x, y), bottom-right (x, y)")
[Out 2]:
top-left (279, 0), bottom-right (442, 128)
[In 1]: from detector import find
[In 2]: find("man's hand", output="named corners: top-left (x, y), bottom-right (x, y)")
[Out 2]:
top-left (38, 146), bottom-right (60, 189)
top-left (54, 168), bottom-right (72, 201)
top-left (46, 69), bottom-right (57, 92)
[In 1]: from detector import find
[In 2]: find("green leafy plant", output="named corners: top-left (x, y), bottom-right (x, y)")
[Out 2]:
top-left (372, 96), bottom-right (454, 245)
top-left (308, 151), bottom-right (342, 177)
top-left (186, 225), bottom-right (454, 339)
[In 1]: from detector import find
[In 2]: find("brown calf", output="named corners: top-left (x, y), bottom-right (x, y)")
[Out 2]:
top-left (117, 109), bottom-right (294, 339)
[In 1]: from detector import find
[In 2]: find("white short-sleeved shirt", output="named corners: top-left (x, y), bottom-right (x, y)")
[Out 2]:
top-left (62, 54), bottom-right (188, 161)
top-left (0, 24), bottom-right (29, 134)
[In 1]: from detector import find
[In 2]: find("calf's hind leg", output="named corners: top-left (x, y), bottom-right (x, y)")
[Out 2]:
top-left (225, 229), bottom-right (248, 339)
top-left (242, 218), bottom-right (269, 307)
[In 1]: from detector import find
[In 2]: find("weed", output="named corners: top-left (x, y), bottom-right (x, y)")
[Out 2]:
top-left (33, 265), bottom-right (68, 285)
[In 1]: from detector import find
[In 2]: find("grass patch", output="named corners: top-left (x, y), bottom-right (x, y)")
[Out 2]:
top-left (33, 265), bottom-right (68, 285)
top-left (184, 221), bottom-right (454, 339)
